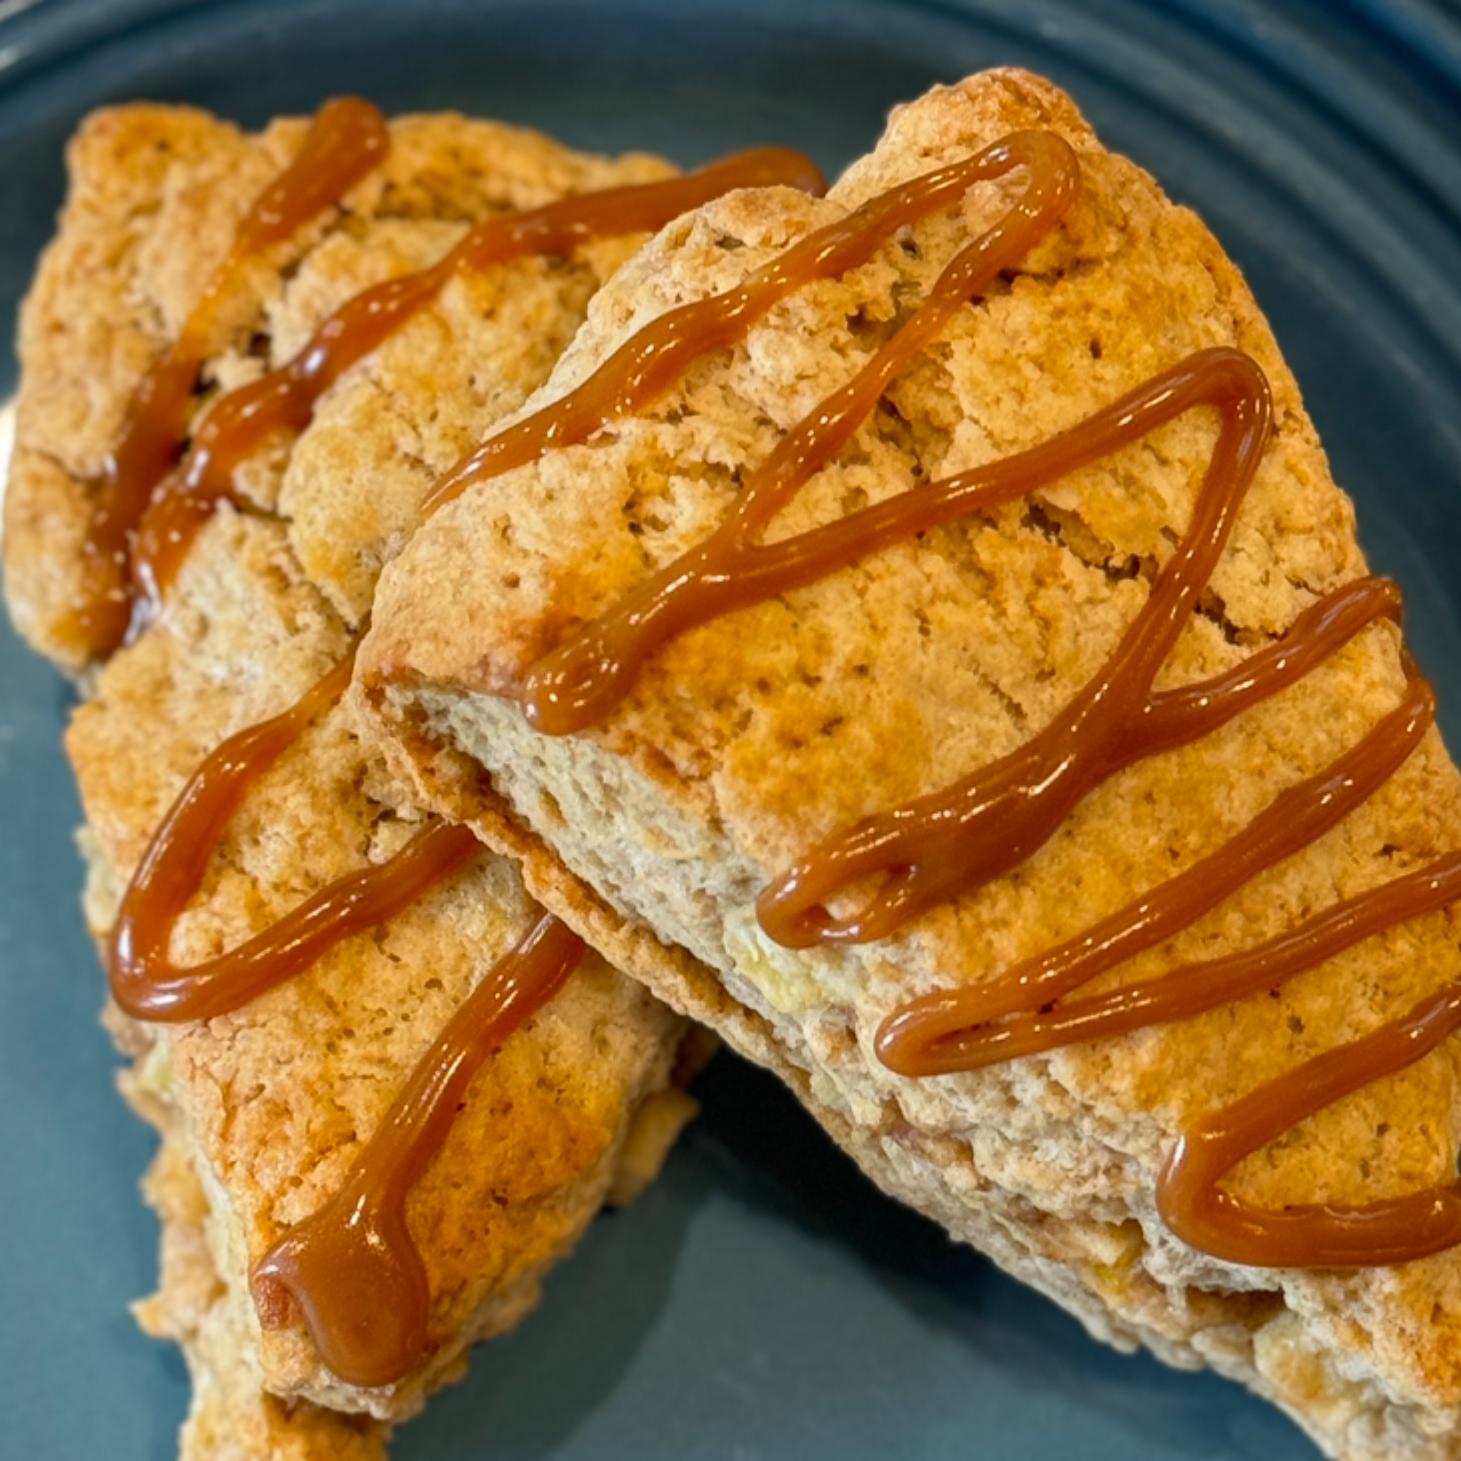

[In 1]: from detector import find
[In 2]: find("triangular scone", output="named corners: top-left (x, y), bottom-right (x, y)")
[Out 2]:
top-left (2, 103), bottom-right (695, 1453)
top-left (360, 69), bottom-right (1461, 1461)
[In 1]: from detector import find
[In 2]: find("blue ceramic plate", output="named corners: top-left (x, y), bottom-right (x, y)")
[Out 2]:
top-left (3, 3), bottom-right (1460, 1458)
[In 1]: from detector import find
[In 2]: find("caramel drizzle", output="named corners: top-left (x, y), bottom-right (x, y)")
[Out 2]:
top-left (108, 136), bottom-right (826, 1026)
top-left (251, 912), bottom-right (584, 1387)
top-left (873, 660), bottom-right (1442, 1076)
top-left (107, 645), bottom-right (481, 1022)
top-left (461, 133), bottom-right (1461, 1268)
top-left (422, 131), bottom-right (1074, 514)
top-left (1158, 975), bottom-right (1461, 1266)
top-left (74, 97), bottom-right (390, 659)
top-left (102, 125), bottom-right (827, 1382)
top-left (522, 346), bottom-right (1272, 943)
top-left (127, 145), bottom-right (824, 635)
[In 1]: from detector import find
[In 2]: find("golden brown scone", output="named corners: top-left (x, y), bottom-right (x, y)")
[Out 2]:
top-left (4, 101), bottom-right (670, 669)
top-left (72, 508), bottom-right (690, 1425)
top-left (2, 101), bottom-right (693, 1455)
top-left (360, 69), bottom-right (1461, 1461)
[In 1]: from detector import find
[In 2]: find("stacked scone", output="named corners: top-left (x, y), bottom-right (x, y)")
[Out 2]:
top-left (358, 69), bottom-right (1461, 1461)
top-left (1, 101), bottom-right (741, 1458)
top-left (11, 64), bottom-right (1461, 1461)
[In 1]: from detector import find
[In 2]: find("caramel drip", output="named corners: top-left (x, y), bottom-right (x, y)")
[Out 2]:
top-left (491, 131), bottom-right (1461, 1268)
top-left (129, 146), bottom-right (825, 631)
top-left (250, 912), bottom-right (583, 1387)
top-left (875, 661), bottom-right (1437, 1075)
top-left (108, 645), bottom-right (481, 1022)
top-left (753, 350), bottom-right (1260, 945)
top-left (73, 97), bottom-right (389, 659)
top-left (516, 131), bottom-right (1080, 735)
top-left (524, 346), bottom-right (1270, 946)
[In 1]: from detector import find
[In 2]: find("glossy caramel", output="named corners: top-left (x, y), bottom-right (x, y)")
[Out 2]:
top-left (1156, 973), bottom-right (1461, 1266)
top-left (426, 131), bottom-right (1074, 519)
top-left (73, 97), bottom-right (389, 659)
top-left (130, 146), bottom-right (824, 629)
top-left (251, 912), bottom-right (583, 1386)
top-left (107, 648), bottom-right (482, 1022)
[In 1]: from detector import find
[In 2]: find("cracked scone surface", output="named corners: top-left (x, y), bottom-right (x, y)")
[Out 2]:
top-left (361, 69), bottom-right (1461, 1461)
top-left (3, 100), bottom-right (691, 1449)
top-left (3, 101), bottom-right (671, 665)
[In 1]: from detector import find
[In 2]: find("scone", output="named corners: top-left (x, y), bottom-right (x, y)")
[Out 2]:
top-left (1, 99), bottom-right (811, 1456)
top-left (359, 68), bottom-right (1461, 1461)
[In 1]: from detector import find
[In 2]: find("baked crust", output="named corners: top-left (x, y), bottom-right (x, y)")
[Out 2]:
top-left (3, 101), bottom-right (691, 1451)
top-left (4, 102), bottom-right (670, 667)
top-left (360, 69), bottom-right (1461, 1460)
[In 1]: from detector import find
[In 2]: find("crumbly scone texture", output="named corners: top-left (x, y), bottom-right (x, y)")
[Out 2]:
top-left (361, 68), bottom-right (1461, 1461)
top-left (3, 101), bottom-right (690, 1444)
top-left (3, 101), bottom-right (670, 667)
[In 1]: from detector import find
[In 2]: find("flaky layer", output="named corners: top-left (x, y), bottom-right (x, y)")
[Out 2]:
top-left (360, 70), bottom-right (1461, 1461)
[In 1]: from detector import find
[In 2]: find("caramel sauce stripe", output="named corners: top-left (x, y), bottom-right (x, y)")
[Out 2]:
top-left (129, 145), bottom-right (825, 637)
top-left (752, 348), bottom-right (1270, 946)
top-left (75, 97), bottom-right (390, 659)
top-left (1158, 977), bottom-right (1461, 1267)
top-left (106, 644), bottom-right (483, 1022)
top-left (423, 132), bottom-right (1074, 516)
top-left (251, 912), bottom-right (584, 1387)
top-left (875, 665), bottom-right (1438, 1072)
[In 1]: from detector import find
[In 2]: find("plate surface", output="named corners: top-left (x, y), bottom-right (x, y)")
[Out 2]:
top-left (3, 3), bottom-right (1460, 1458)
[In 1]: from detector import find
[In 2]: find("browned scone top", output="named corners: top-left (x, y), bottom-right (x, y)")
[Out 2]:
top-left (360, 69), bottom-right (1461, 1461)
top-left (3, 101), bottom-right (671, 668)
top-left (71, 511), bottom-right (688, 1425)
top-left (3, 102), bottom-right (693, 1449)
